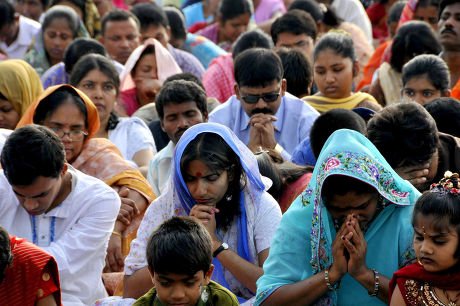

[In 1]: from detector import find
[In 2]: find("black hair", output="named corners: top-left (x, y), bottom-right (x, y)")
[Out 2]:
top-left (164, 72), bottom-right (205, 90)
top-left (0, 226), bottom-right (12, 284)
top-left (232, 29), bottom-right (273, 59)
top-left (50, 0), bottom-right (84, 13)
top-left (33, 86), bottom-right (89, 129)
top-left (387, 1), bottom-right (406, 25)
top-left (439, 0), bottom-right (457, 20)
top-left (147, 216), bottom-right (212, 276)
top-left (367, 102), bottom-right (439, 168)
top-left (155, 80), bottom-right (207, 120)
top-left (256, 149), bottom-right (312, 201)
top-left (70, 54), bottom-right (120, 131)
top-left (313, 31), bottom-right (356, 62)
top-left (164, 6), bottom-right (187, 42)
top-left (101, 9), bottom-right (140, 36)
top-left (390, 21), bottom-right (441, 72)
top-left (218, 0), bottom-right (253, 24)
top-left (402, 54), bottom-right (450, 95)
top-left (424, 97), bottom-right (460, 137)
top-left (131, 44), bottom-right (155, 78)
top-left (288, 0), bottom-right (341, 27)
top-left (180, 133), bottom-right (245, 231)
top-left (63, 38), bottom-right (107, 74)
top-left (234, 48), bottom-right (284, 88)
top-left (310, 109), bottom-right (367, 159)
top-left (417, 0), bottom-right (440, 8)
top-left (1, 125), bottom-right (65, 186)
top-left (131, 2), bottom-right (169, 31)
top-left (0, 0), bottom-right (15, 29)
top-left (413, 177), bottom-right (460, 258)
top-left (271, 9), bottom-right (317, 43)
top-left (322, 175), bottom-right (377, 204)
top-left (42, 5), bottom-right (80, 38)
top-left (276, 47), bottom-right (312, 98)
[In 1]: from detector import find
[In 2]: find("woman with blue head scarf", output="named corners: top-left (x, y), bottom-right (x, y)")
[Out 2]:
top-left (124, 122), bottom-right (282, 302)
top-left (255, 129), bottom-right (421, 305)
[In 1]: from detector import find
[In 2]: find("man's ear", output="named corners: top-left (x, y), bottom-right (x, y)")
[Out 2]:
top-left (98, 36), bottom-right (105, 45)
top-left (443, 89), bottom-right (451, 97)
top-left (166, 26), bottom-right (172, 43)
top-left (281, 78), bottom-right (287, 96)
top-left (61, 163), bottom-right (68, 176)
top-left (352, 60), bottom-right (359, 79)
top-left (234, 84), bottom-right (241, 101)
top-left (160, 119), bottom-right (166, 132)
top-left (203, 264), bottom-right (214, 285)
top-left (202, 110), bottom-right (209, 122)
top-left (147, 266), bottom-right (155, 282)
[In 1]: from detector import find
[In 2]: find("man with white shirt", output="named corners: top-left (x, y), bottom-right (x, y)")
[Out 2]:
top-left (0, 0), bottom-right (41, 59)
top-left (146, 79), bottom-right (208, 196)
top-left (0, 125), bottom-right (120, 305)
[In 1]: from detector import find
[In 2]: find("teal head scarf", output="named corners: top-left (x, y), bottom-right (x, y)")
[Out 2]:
top-left (256, 129), bottom-right (420, 305)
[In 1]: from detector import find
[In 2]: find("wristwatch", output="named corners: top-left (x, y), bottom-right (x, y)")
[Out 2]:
top-left (213, 242), bottom-right (229, 257)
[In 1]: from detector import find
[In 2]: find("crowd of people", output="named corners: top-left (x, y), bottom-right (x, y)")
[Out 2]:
top-left (0, 0), bottom-right (460, 305)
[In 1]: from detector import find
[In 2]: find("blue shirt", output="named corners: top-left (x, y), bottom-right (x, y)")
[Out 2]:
top-left (182, 33), bottom-right (226, 69)
top-left (208, 94), bottom-right (319, 160)
top-left (183, 2), bottom-right (214, 28)
top-left (291, 136), bottom-right (317, 166)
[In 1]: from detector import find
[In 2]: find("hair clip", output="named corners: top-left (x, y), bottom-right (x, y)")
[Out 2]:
top-left (430, 171), bottom-right (459, 194)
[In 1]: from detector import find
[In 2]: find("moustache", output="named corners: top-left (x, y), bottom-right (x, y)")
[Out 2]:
top-left (174, 127), bottom-right (188, 139)
top-left (251, 108), bottom-right (273, 116)
top-left (441, 27), bottom-right (457, 36)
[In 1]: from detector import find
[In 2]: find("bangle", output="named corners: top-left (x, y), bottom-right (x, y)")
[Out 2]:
top-left (274, 143), bottom-right (284, 154)
top-left (369, 269), bottom-right (380, 297)
top-left (324, 269), bottom-right (339, 291)
top-left (112, 231), bottom-right (122, 238)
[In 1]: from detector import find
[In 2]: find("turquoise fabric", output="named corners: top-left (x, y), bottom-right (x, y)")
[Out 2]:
top-left (255, 129), bottom-right (420, 305)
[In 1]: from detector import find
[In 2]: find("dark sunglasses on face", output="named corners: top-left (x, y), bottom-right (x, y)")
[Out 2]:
top-left (239, 87), bottom-right (282, 104)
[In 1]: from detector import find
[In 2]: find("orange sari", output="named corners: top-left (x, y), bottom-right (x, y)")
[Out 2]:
top-left (17, 85), bottom-right (155, 256)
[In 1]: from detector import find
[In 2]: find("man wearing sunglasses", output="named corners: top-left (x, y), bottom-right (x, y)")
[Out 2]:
top-left (209, 48), bottom-right (319, 160)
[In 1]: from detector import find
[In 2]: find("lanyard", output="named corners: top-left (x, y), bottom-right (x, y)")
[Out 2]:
top-left (32, 215), bottom-right (56, 245)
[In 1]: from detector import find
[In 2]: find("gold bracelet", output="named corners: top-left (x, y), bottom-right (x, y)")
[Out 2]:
top-left (324, 269), bottom-right (339, 291)
top-left (112, 231), bottom-right (122, 238)
top-left (274, 143), bottom-right (284, 154)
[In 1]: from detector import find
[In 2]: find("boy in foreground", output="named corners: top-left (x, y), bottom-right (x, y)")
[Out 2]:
top-left (133, 217), bottom-right (239, 306)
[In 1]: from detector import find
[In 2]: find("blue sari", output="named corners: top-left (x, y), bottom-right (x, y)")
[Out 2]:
top-left (173, 123), bottom-right (266, 302)
top-left (255, 129), bottom-right (420, 305)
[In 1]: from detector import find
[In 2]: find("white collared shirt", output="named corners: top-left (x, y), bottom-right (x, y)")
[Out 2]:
top-left (0, 167), bottom-right (120, 305)
top-left (0, 16), bottom-right (41, 59)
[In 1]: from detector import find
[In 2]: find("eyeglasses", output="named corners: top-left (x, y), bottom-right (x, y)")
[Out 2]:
top-left (49, 127), bottom-right (88, 142)
top-left (239, 87), bottom-right (282, 104)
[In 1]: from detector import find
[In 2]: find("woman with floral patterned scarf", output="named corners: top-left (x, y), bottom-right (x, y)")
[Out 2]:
top-left (255, 129), bottom-right (421, 305)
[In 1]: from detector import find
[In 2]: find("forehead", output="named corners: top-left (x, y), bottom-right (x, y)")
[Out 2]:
top-left (155, 270), bottom-right (202, 281)
top-left (404, 75), bottom-right (437, 89)
top-left (326, 191), bottom-right (375, 209)
top-left (314, 48), bottom-right (352, 65)
top-left (44, 18), bottom-right (73, 32)
top-left (277, 32), bottom-right (313, 43)
top-left (44, 100), bottom-right (86, 124)
top-left (80, 69), bottom-right (112, 82)
top-left (239, 80), bottom-right (281, 94)
top-left (442, 2), bottom-right (460, 15)
top-left (163, 101), bottom-right (201, 115)
top-left (12, 176), bottom-right (57, 197)
top-left (413, 213), bottom-right (457, 236)
top-left (104, 18), bottom-right (139, 35)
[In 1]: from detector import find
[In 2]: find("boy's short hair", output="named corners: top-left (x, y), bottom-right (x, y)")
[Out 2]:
top-left (1, 125), bottom-right (66, 186)
top-left (101, 9), bottom-right (140, 36)
top-left (164, 72), bottom-right (205, 91)
top-left (0, 0), bottom-right (15, 29)
top-left (424, 97), bottom-right (460, 138)
top-left (387, 1), bottom-right (406, 26)
top-left (271, 9), bottom-right (317, 44)
top-left (131, 2), bottom-right (169, 31)
top-left (155, 80), bottom-right (208, 120)
top-left (402, 54), bottom-right (450, 95)
top-left (147, 217), bottom-right (212, 276)
top-left (367, 102), bottom-right (439, 168)
top-left (310, 109), bottom-right (367, 158)
top-left (276, 47), bottom-right (312, 98)
top-left (232, 29), bottom-right (273, 59)
top-left (234, 48), bottom-right (284, 88)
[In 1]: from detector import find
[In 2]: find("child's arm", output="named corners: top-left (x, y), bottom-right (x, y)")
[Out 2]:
top-left (389, 285), bottom-right (407, 306)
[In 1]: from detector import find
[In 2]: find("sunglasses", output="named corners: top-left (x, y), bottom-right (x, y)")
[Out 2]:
top-left (239, 87), bottom-right (282, 104)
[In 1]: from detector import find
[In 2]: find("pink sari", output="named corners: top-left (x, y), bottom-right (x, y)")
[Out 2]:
top-left (119, 38), bottom-right (182, 116)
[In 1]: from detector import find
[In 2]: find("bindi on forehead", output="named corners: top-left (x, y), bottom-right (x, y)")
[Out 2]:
top-left (195, 172), bottom-right (202, 178)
